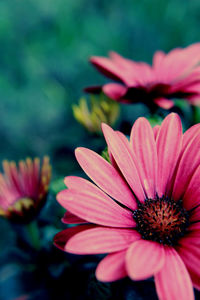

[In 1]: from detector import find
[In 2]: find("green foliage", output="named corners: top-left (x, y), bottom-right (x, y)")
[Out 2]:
top-left (50, 177), bottom-right (65, 194)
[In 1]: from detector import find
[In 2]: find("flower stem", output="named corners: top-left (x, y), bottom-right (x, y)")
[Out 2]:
top-left (26, 221), bottom-right (41, 250)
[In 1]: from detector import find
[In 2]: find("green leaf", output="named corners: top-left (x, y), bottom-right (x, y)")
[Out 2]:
top-left (50, 177), bottom-right (65, 195)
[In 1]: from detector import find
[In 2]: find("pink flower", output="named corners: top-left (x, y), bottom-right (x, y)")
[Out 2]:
top-left (0, 156), bottom-right (51, 223)
top-left (85, 43), bottom-right (200, 110)
top-left (54, 113), bottom-right (200, 300)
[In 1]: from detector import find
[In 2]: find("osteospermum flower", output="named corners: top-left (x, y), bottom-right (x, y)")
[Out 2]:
top-left (54, 113), bottom-right (200, 300)
top-left (0, 156), bottom-right (51, 223)
top-left (85, 43), bottom-right (200, 110)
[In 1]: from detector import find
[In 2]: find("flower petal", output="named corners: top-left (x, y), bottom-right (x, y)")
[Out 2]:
top-left (130, 117), bottom-right (158, 198)
top-left (153, 125), bottom-right (160, 140)
top-left (57, 178), bottom-right (135, 228)
top-left (54, 225), bottom-right (94, 251)
top-left (75, 148), bottom-right (137, 210)
top-left (93, 52), bottom-right (150, 86)
top-left (155, 248), bottom-right (194, 300)
top-left (154, 98), bottom-right (174, 109)
top-left (182, 124), bottom-right (200, 151)
top-left (65, 227), bottom-right (140, 254)
top-left (154, 43), bottom-right (200, 83)
top-left (96, 250), bottom-right (127, 282)
top-left (173, 128), bottom-right (200, 201)
top-left (126, 240), bottom-right (165, 280)
top-left (102, 123), bottom-right (145, 202)
top-left (188, 223), bottom-right (200, 231)
top-left (177, 231), bottom-right (200, 247)
top-left (176, 243), bottom-right (200, 291)
top-left (90, 56), bottom-right (124, 82)
top-left (189, 270), bottom-right (200, 291)
top-left (182, 165), bottom-right (200, 210)
top-left (153, 50), bottom-right (165, 72)
top-left (189, 205), bottom-right (200, 223)
top-left (103, 83), bottom-right (127, 101)
top-left (156, 113), bottom-right (182, 197)
top-left (62, 211), bottom-right (87, 224)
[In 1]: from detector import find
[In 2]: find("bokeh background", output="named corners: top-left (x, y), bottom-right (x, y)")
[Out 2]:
top-left (0, 0), bottom-right (200, 299)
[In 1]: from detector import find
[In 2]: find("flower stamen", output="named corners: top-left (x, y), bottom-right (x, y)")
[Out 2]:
top-left (133, 197), bottom-right (189, 245)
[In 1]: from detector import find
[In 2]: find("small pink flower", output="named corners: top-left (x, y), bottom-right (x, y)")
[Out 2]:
top-left (0, 156), bottom-right (51, 223)
top-left (55, 113), bottom-right (200, 300)
top-left (85, 43), bottom-right (200, 110)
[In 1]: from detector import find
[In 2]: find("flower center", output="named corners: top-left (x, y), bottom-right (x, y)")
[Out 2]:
top-left (133, 197), bottom-right (189, 245)
top-left (8, 197), bottom-right (34, 213)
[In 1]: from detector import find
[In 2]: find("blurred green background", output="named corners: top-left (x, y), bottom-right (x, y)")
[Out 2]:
top-left (0, 0), bottom-right (200, 299)
top-left (0, 0), bottom-right (200, 175)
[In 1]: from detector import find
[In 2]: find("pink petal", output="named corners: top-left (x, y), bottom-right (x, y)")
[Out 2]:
top-left (126, 240), bottom-right (165, 280)
top-left (90, 56), bottom-right (125, 82)
top-left (171, 43), bottom-right (200, 79)
top-left (182, 165), bottom-right (200, 210)
top-left (54, 225), bottom-right (94, 251)
top-left (154, 43), bottom-right (200, 83)
top-left (74, 148), bottom-right (137, 210)
top-left (57, 179), bottom-right (135, 228)
top-left (189, 205), bottom-right (200, 223)
top-left (188, 270), bottom-right (200, 291)
top-left (129, 62), bottom-right (154, 85)
top-left (115, 130), bottom-right (130, 143)
top-left (176, 243), bottom-right (200, 291)
top-left (182, 124), bottom-right (200, 154)
top-left (153, 125), bottom-right (160, 140)
top-left (130, 117), bottom-right (158, 199)
top-left (153, 50), bottom-right (165, 71)
top-left (188, 223), bottom-right (200, 231)
top-left (0, 174), bottom-right (19, 208)
top-left (177, 237), bottom-right (200, 254)
top-left (2, 161), bottom-right (23, 196)
top-left (102, 83), bottom-right (127, 101)
top-left (156, 113), bottom-right (182, 197)
top-left (65, 227), bottom-right (140, 254)
top-left (102, 123), bottom-right (145, 202)
top-left (62, 211), bottom-right (87, 224)
top-left (155, 248), bottom-right (194, 300)
top-left (109, 51), bottom-right (153, 86)
top-left (154, 98), bottom-right (174, 109)
top-left (170, 69), bottom-right (200, 94)
top-left (95, 250), bottom-right (127, 282)
top-left (108, 148), bottom-right (118, 168)
top-left (177, 231), bottom-right (200, 247)
top-left (109, 51), bottom-right (138, 70)
top-left (173, 128), bottom-right (200, 202)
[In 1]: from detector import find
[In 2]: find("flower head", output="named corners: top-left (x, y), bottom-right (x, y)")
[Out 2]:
top-left (85, 43), bottom-right (200, 110)
top-left (0, 156), bottom-right (51, 223)
top-left (54, 113), bottom-right (200, 300)
top-left (72, 94), bottom-right (119, 134)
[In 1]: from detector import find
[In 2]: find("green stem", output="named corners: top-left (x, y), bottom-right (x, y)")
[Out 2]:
top-left (26, 221), bottom-right (41, 250)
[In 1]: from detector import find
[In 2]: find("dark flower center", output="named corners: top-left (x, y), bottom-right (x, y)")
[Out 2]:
top-left (133, 196), bottom-right (189, 245)
top-left (9, 197), bottom-right (34, 213)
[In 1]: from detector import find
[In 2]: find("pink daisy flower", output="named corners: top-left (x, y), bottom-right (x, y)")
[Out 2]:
top-left (85, 43), bottom-right (200, 110)
top-left (54, 113), bottom-right (200, 300)
top-left (0, 156), bottom-right (51, 223)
